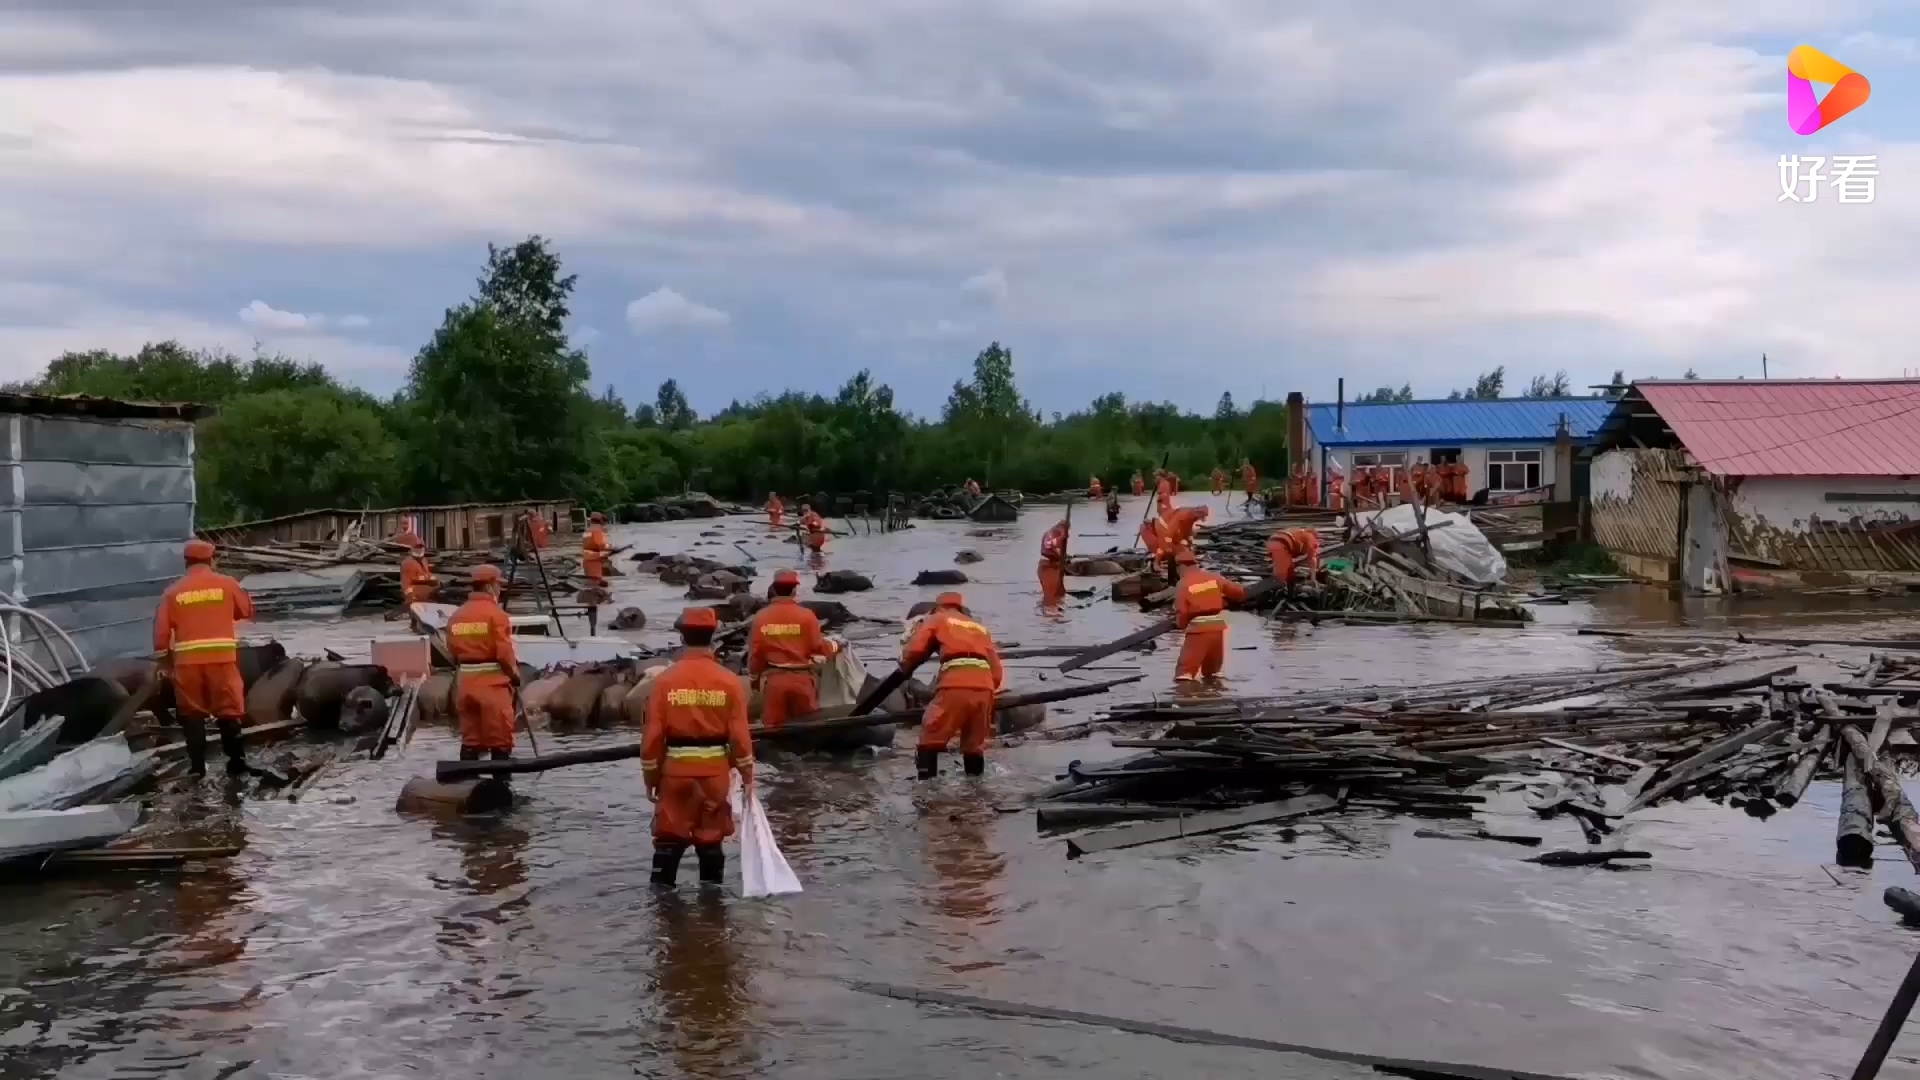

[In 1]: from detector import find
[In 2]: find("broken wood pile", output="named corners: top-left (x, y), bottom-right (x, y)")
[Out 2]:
top-left (215, 539), bottom-right (588, 614)
top-left (1179, 509), bottom-right (1534, 624)
top-left (1035, 652), bottom-right (1874, 857)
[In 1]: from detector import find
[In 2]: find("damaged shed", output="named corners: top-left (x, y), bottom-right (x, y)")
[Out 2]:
top-left (1587, 378), bottom-right (1920, 590)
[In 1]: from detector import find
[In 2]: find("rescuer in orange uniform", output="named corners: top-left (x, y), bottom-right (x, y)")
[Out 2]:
top-left (520, 508), bottom-right (549, 554)
top-left (448, 565), bottom-right (521, 763)
top-left (1038, 514), bottom-right (1070, 604)
top-left (581, 512), bottom-right (613, 588)
top-left (153, 540), bottom-right (257, 776)
top-left (1268, 527), bottom-right (1322, 586)
top-left (747, 570), bottom-right (838, 729)
top-left (799, 504), bottom-right (829, 552)
top-left (400, 538), bottom-right (438, 606)
top-left (1210, 466), bottom-right (1226, 495)
top-left (1138, 517), bottom-right (1172, 577)
top-left (1131, 471), bottom-right (1145, 496)
top-left (1087, 476), bottom-right (1103, 500)
top-left (765, 493), bottom-right (785, 527)
top-left (642, 607), bottom-right (755, 887)
top-left (1172, 549), bottom-right (1246, 683)
top-left (1328, 471), bottom-right (1346, 513)
top-left (1155, 470), bottom-right (1176, 516)
top-left (1240, 459), bottom-right (1258, 504)
top-left (899, 592), bottom-right (1005, 778)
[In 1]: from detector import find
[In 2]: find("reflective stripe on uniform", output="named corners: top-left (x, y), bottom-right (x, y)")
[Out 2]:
top-left (768, 663), bottom-right (814, 671)
top-left (1187, 614), bottom-right (1227, 626)
top-left (174, 638), bottom-right (237, 653)
top-left (459, 662), bottom-right (501, 674)
top-left (666, 745), bottom-right (729, 761)
top-left (942, 657), bottom-right (992, 671)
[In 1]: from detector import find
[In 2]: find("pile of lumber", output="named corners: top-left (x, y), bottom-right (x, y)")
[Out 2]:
top-left (1036, 652), bottom-right (1920, 857)
top-left (215, 539), bottom-right (588, 614)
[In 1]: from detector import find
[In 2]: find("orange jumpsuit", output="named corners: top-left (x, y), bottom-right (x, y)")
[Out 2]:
top-left (448, 593), bottom-right (520, 753)
top-left (1155, 474), bottom-right (1175, 516)
top-left (1173, 568), bottom-right (1246, 681)
top-left (1038, 521), bottom-right (1069, 603)
top-left (902, 610), bottom-right (1004, 757)
top-left (1328, 473), bottom-right (1346, 513)
top-left (1164, 506), bottom-right (1207, 555)
top-left (154, 564), bottom-right (254, 721)
top-left (1210, 468), bottom-right (1226, 495)
top-left (1139, 519), bottom-right (1172, 574)
top-left (747, 597), bottom-right (837, 728)
top-left (1241, 463), bottom-right (1258, 498)
top-left (766, 496), bottom-right (785, 527)
top-left (401, 553), bottom-right (438, 605)
top-left (801, 510), bottom-right (828, 551)
top-left (581, 524), bottom-right (612, 586)
top-left (1088, 477), bottom-right (1103, 500)
top-left (524, 513), bottom-right (549, 551)
top-left (1268, 528), bottom-right (1322, 582)
top-left (1131, 472), bottom-right (1145, 496)
top-left (642, 649), bottom-right (753, 846)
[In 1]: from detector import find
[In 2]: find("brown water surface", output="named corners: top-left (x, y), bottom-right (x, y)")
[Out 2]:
top-left (5, 493), bottom-right (1920, 1080)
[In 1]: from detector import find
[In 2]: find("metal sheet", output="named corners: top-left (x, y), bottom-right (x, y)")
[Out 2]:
top-left (19, 503), bottom-right (194, 551)
top-left (1307, 399), bottom-right (1614, 448)
top-left (1638, 379), bottom-right (1920, 477)
top-left (21, 461), bottom-right (194, 506)
top-left (18, 416), bottom-right (193, 466)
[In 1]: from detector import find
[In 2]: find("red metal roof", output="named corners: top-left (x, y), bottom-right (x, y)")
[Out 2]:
top-left (1637, 379), bottom-right (1920, 477)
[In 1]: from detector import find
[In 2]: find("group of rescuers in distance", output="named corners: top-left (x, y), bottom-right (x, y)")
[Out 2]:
top-left (154, 468), bottom-right (1324, 888)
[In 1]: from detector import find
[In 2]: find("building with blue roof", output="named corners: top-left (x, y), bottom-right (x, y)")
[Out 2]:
top-left (1303, 397), bottom-right (1615, 500)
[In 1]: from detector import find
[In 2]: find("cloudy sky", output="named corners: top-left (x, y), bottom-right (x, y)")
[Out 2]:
top-left (1, 1), bottom-right (1917, 417)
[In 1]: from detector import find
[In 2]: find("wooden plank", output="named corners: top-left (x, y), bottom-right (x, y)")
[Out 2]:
top-left (1539, 736), bottom-right (1647, 769)
top-left (1624, 717), bottom-right (1790, 813)
top-left (1065, 793), bottom-right (1338, 858)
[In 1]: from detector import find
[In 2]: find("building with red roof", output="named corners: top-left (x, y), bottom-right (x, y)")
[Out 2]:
top-left (1588, 379), bottom-right (1920, 591)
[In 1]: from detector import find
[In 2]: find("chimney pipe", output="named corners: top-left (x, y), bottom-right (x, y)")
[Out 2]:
top-left (1336, 378), bottom-right (1345, 433)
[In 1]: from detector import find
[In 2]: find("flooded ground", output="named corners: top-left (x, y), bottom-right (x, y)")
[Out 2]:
top-left (6, 492), bottom-right (1920, 1080)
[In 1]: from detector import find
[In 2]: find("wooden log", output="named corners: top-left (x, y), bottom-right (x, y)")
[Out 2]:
top-left (1884, 886), bottom-right (1920, 923)
top-left (1840, 753), bottom-right (1879, 869)
top-left (1776, 726), bottom-right (1831, 807)
top-left (1623, 717), bottom-right (1791, 813)
top-left (1538, 737), bottom-right (1647, 769)
top-left (434, 675), bottom-right (1146, 782)
top-left (1643, 664), bottom-right (1798, 702)
top-left (1064, 793), bottom-right (1338, 858)
top-left (1058, 578), bottom-right (1284, 672)
top-left (1413, 828), bottom-right (1544, 847)
top-left (1838, 723), bottom-right (1920, 873)
top-left (396, 776), bottom-right (515, 814)
top-left (1527, 849), bottom-right (1651, 866)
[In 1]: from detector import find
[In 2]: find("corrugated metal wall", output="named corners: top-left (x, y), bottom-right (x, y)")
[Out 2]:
top-left (1590, 448), bottom-right (1687, 579)
top-left (0, 415), bottom-right (196, 672)
top-left (206, 502), bottom-right (576, 551)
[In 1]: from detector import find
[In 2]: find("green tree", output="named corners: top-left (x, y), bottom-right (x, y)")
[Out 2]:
top-left (655, 378), bottom-right (696, 431)
top-left (1355, 384), bottom-right (1414, 403)
top-left (198, 386), bottom-right (400, 521)
top-left (1452, 367), bottom-right (1506, 400)
top-left (1523, 370), bottom-right (1572, 398)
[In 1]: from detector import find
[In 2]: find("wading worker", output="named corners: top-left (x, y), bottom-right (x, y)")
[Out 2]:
top-left (153, 539), bottom-right (257, 777)
top-left (642, 607), bottom-right (754, 888)
top-left (1267, 527), bottom-right (1322, 587)
top-left (448, 565), bottom-right (521, 763)
top-left (765, 492), bottom-right (785, 528)
top-left (898, 592), bottom-right (1004, 779)
top-left (400, 537), bottom-right (438, 605)
top-left (1172, 549), bottom-right (1246, 683)
top-left (1038, 514), bottom-right (1070, 604)
top-left (799, 503), bottom-right (829, 552)
top-left (581, 512), bottom-right (613, 588)
top-left (748, 570), bottom-right (838, 729)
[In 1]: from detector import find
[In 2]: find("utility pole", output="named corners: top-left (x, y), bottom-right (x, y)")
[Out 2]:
top-left (1762, 353), bottom-right (1769, 379)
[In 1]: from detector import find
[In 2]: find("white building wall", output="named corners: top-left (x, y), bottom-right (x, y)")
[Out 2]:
top-left (1724, 475), bottom-right (1920, 573)
top-left (1727, 476), bottom-right (1920, 532)
top-left (1317, 442), bottom-right (1559, 493)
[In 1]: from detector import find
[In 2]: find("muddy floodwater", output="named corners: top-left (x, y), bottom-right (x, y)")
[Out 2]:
top-left (8, 492), bottom-right (1920, 1080)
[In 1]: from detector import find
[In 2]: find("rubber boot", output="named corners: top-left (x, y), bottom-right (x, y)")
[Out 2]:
top-left (216, 719), bottom-right (248, 777)
top-left (962, 753), bottom-right (986, 777)
top-left (916, 748), bottom-right (940, 780)
top-left (651, 843), bottom-right (686, 887)
top-left (695, 845), bottom-right (724, 887)
top-left (181, 719), bottom-right (209, 777)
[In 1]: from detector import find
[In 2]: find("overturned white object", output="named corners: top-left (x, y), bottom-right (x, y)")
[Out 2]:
top-left (0, 735), bottom-right (134, 813)
top-left (1358, 505), bottom-right (1508, 586)
top-left (729, 772), bottom-right (802, 898)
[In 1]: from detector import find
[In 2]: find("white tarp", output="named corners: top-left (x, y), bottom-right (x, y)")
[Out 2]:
top-left (1359, 505), bottom-right (1509, 586)
top-left (0, 735), bottom-right (134, 812)
top-left (728, 771), bottom-right (802, 898)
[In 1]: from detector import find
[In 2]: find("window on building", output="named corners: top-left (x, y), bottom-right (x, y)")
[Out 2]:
top-left (487, 515), bottom-right (503, 540)
top-left (434, 525), bottom-right (446, 550)
top-left (1429, 448), bottom-right (1462, 465)
top-left (1487, 449), bottom-right (1542, 491)
top-left (1351, 451), bottom-right (1410, 485)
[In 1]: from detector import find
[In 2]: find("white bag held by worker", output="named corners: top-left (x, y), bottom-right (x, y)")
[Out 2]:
top-left (729, 772), bottom-right (802, 898)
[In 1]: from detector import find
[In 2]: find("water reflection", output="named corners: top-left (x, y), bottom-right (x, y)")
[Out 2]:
top-left (647, 892), bottom-right (757, 1076)
top-left (919, 794), bottom-right (1005, 927)
top-left (430, 820), bottom-right (530, 956)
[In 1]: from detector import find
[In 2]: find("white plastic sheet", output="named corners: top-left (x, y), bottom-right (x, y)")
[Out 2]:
top-left (1359, 505), bottom-right (1509, 586)
top-left (0, 735), bottom-right (134, 812)
top-left (729, 772), bottom-right (802, 898)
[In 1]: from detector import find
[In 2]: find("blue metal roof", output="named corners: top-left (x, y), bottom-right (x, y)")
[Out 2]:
top-left (1306, 398), bottom-right (1616, 448)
